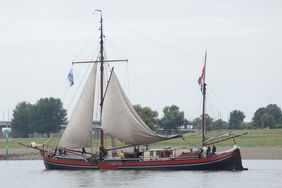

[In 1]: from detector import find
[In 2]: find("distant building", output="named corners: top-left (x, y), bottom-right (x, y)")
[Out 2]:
top-left (156, 125), bottom-right (195, 135)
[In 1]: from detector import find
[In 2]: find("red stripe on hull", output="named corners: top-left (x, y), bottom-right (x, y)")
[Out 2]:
top-left (43, 148), bottom-right (245, 171)
top-left (44, 157), bottom-right (99, 170)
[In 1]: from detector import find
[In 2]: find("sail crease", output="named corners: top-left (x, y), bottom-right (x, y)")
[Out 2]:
top-left (101, 71), bottom-right (180, 145)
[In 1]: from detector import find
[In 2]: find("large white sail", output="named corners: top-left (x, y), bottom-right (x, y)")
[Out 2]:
top-left (101, 71), bottom-right (180, 145)
top-left (59, 64), bottom-right (97, 149)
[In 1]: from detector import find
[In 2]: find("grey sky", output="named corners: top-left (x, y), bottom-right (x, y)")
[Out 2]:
top-left (0, 0), bottom-right (281, 122)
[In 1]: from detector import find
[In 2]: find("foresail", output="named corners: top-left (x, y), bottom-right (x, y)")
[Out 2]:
top-left (59, 64), bottom-right (97, 149)
top-left (101, 71), bottom-right (181, 145)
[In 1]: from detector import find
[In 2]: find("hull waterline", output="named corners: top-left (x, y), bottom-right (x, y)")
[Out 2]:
top-left (43, 147), bottom-right (246, 171)
top-left (44, 157), bottom-right (99, 170)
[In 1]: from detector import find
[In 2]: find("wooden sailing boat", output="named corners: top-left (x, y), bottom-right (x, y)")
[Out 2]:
top-left (31, 11), bottom-right (247, 170)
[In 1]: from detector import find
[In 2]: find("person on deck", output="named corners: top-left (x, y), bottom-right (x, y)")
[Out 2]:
top-left (119, 151), bottom-right (125, 159)
top-left (144, 145), bottom-right (148, 151)
top-left (99, 146), bottom-right (106, 160)
top-left (202, 145), bottom-right (207, 158)
top-left (207, 146), bottom-right (211, 157)
top-left (212, 145), bottom-right (216, 156)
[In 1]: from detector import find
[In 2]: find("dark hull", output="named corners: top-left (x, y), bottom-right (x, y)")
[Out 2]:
top-left (43, 147), bottom-right (246, 171)
top-left (44, 156), bottom-right (99, 170)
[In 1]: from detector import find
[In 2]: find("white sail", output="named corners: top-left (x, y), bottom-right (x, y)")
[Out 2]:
top-left (59, 64), bottom-right (97, 149)
top-left (101, 71), bottom-right (180, 145)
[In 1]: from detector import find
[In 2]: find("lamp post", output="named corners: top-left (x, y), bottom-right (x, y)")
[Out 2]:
top-left (2, 128), bottom-right (11, 155)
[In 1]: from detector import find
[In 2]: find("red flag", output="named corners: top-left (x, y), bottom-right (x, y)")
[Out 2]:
top-left (198, 63), bottom-right (206, 86)
top-left (198, 50), bottom-right (207, 88)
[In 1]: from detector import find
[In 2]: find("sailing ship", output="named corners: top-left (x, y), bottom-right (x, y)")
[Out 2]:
top-left (28, 11), bottom-right (247, 171)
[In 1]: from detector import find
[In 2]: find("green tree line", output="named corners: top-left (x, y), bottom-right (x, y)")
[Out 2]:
top-left (11, 98), bottom-right (282, 138)
top-left (133, 103), bottom-right (282, 131)
top-left (133, 104), bottom-right (188, 132)
top-left (191, 104), bottom-right (282, 130)
top-left (11, 97), bottom-right (67, 138)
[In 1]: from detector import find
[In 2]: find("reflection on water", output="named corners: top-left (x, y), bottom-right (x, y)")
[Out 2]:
top-left (0, 160), bottom-right (281, 188)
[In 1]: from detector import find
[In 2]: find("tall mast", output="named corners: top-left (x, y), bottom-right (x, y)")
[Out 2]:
top-left (71, 10), bottom-right (128, 151)
top-left (201, 50), bottom-right (207, 147)
top-left (97, 10), bottom-right (104, 147)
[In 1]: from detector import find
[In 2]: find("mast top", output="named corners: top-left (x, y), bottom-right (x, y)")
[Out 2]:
top-left (94, 9), bottom-right (102, 13)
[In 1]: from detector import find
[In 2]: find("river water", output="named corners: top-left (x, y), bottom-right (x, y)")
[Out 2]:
top-left (0, 160), bottom-right (281, 188)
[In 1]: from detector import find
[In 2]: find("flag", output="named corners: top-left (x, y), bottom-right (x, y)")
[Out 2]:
top-left (67, 68), bottom-right (74, 86)
top-left (198, 63), bottom-right (206, 86)
top-left (198, 50), bottom-right (207, 89)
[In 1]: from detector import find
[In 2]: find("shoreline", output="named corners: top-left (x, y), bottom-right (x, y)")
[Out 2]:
top-left (1, 147), bottom-right (282, 160)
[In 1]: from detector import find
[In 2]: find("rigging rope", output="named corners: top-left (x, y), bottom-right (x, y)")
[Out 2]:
top-left (64, 39), bottom-right (101, 119)
top-left (127, 66), bottom-right (161, 112)
top-left (208, 85), bottom-right (231, 113)
top-left (105, 37), bottom-right (127, 60)
top-left (65, 63), bottom-right (91, 116)
top-left (105, 16), bottom-right (201, 60)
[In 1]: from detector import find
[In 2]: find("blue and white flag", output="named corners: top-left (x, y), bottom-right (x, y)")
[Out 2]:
top-left (67, 68), bottom-right (74, 86)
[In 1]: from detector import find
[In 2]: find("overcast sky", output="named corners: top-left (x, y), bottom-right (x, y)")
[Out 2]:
top-left (0, 0), bottom-right (281, 122)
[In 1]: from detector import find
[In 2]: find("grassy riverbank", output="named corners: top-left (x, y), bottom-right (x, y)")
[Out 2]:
top-left (154, 129), bottom-right (282, 148)
top-left (1, 129), bottom-right (282, 149)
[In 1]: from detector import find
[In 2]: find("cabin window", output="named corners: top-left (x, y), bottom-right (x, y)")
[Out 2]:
top-left (150, 151), bottom-right (154, 157)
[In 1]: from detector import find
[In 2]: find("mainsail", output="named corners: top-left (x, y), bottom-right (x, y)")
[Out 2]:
top-left (59, 64), bottom-right (97, 149)
top-left (101, 71), bottom-right (181, 145)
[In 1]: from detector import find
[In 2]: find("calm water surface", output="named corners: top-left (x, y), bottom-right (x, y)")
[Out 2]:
top-left (0, 160), bottom-right (281, 188)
